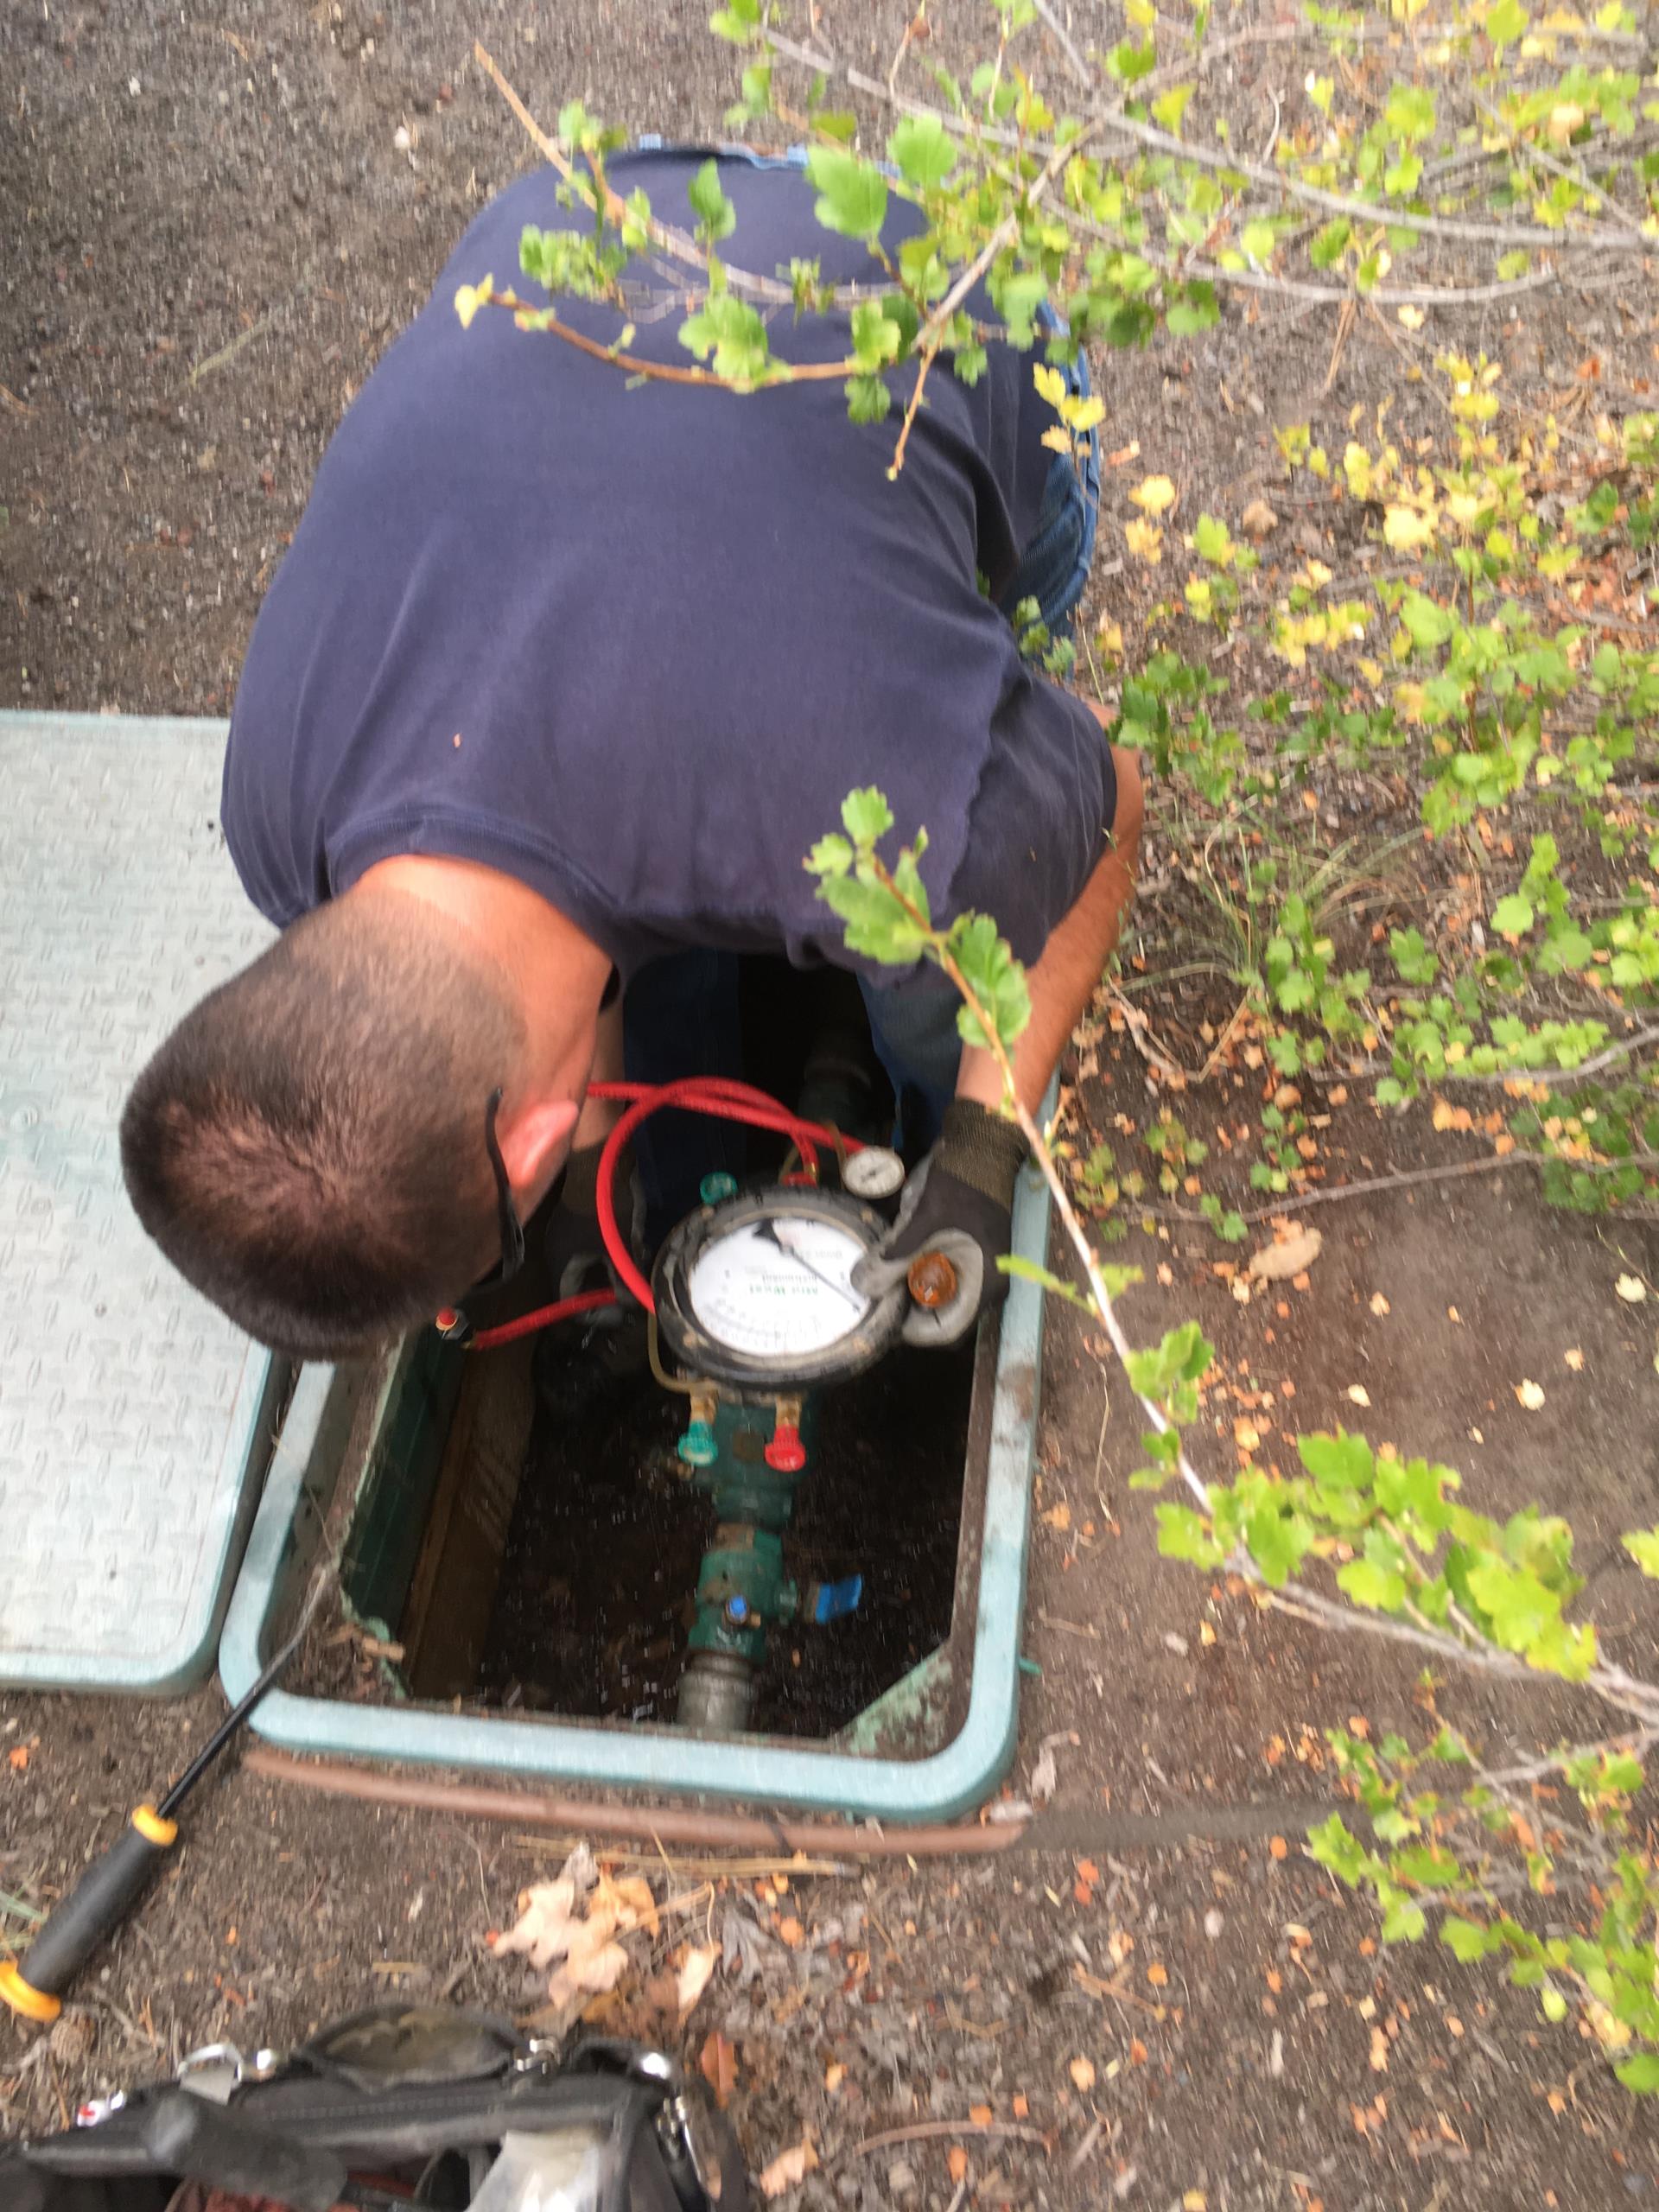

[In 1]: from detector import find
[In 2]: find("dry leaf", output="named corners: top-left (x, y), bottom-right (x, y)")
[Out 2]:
top-left (1129, 473), bottom-right (1177, 515)
top-left (699, 2031), bottom-right (739, 2108)
top-left (676, 1942), bottom-right (720, 2019)
top-left (969, 2103), bottom-right (993, 2126)
top-left (1515, 1378), bottom-right (1547, 1410)
top-left (1147, 1963), bottom-right (1168, 1987)
top-left (1370, 2025), bottom-right (1389, 2072)
top-left (1268, 1836), bottom-right (1288, 1861)
top-left (1240, 497), bottom-right (1280, 540)
top-left (1013, 2093), bottom-right (1030, 2119)
top-left (1396, 303), bottom-right (1426, 330)
top-left (1345, 1384), bottom-right (1372, 1408)
top-left (1043, 1501), bottom-right (1072, 1532)
top-left (1069, 2056), bottom-right (1096, 2092)
top-left (777, 1916), bottom-right (804, 1948)
top-left (1369, 1292), bottom-right (1391, 1318)
top-left (493, 1879), bottom-right (576, 1967)
top-left (948, 2146), bottom-right (969, 2183)
top-left (1248, 1227), bottom-right (1323, 1281)
top-left (1564, 1347), bottom-right (1585, 1371)
top-left (824, 2062), bottom-right (846, 2094)
top-left (1615, 1274), bottom-right (1648, 1303)
top-left (1124, 516), bottom-right (1164, 563)
top-left (757, 2138), bottom-right (818, 2199)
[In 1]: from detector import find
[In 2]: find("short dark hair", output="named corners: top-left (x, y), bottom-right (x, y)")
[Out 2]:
top-left (120, 897), bottom-right (527, 1359)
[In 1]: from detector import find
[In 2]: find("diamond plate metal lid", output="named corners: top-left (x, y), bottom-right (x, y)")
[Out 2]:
top-left (0, 713), bottom-right (278, 1693)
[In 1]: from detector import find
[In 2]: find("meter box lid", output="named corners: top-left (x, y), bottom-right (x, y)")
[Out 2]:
top-left (0, 713), bottom-right (277, 1693)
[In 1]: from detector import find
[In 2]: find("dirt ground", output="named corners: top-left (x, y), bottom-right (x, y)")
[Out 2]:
top-left (4, 1), bottom-right (1659, 2205)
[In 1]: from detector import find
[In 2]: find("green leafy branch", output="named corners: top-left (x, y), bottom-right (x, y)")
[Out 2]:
top-left (810, 786), bottom-right (1659, 2093)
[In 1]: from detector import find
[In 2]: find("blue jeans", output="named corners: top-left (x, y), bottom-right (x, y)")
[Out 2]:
top-left (621, 142), bottom-right (1099, 1217)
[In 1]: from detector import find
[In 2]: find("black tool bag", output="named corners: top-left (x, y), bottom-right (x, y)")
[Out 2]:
top-left (0, 2007), bottom-right (748, 2212)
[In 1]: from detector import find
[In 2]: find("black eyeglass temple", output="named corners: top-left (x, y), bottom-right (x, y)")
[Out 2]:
top-left (483, 1086), bottom-right (526, 1282)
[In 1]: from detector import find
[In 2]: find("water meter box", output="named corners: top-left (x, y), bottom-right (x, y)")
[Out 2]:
top-left (220, 1147), bottom-right (1052, 1822)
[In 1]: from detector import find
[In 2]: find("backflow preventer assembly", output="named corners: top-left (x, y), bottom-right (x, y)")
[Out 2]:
top-left (443, 1075), bottom-right (952, 1738)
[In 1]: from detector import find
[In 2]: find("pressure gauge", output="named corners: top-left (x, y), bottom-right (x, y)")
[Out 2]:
top-left (652, 1186), bottom-right (907, 1390)
top-left (842, 1145), bottom-right (906, 1203)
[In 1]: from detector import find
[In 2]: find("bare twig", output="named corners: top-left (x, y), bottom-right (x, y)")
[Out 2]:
top-left (851, 2120), bottom-right (1051, 2158)
top-left (474, 285), bottom-right (861, 391)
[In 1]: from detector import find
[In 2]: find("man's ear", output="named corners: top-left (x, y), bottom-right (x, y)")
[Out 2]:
top-left (496, 1092), bottom-right (582, 1205)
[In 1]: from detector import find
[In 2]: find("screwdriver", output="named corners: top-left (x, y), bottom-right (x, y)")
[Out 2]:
top-left (0, 1569), bottom-right (331, 2024)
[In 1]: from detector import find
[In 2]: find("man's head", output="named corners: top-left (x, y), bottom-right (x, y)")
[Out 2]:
top-left (121, 876), bottom-right (588, 1359)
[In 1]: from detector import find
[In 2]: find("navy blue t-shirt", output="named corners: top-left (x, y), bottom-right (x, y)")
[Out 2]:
top-left (222, 152), bottom-right (1116, 984)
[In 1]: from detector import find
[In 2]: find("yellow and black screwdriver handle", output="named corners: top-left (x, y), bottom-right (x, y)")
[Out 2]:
top-left (0, 1569), bottom-right (329, 2024)
top-left (0, 1803), bottom-right (179, 2024)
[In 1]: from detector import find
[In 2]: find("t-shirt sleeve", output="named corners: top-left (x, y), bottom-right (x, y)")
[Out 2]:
top-left (941, 671), bottom-right (1118, 968)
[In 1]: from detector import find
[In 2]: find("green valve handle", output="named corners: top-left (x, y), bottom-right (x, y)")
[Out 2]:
top-left (699, 1171), bottom-right (739, 1205)
top-left (678, 1418), bottom-right (719, 1468)
top-left (0, 1804), bottom-right (178, 2024)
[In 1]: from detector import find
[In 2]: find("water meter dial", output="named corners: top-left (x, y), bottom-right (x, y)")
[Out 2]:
top-left (652, 1185), bottom-right (907, 1389)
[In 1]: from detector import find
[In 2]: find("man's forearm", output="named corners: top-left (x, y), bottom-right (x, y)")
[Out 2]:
top-left (957, 734), bottom-right (1142, 1116)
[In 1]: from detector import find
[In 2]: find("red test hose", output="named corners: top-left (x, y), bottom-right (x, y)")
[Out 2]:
top-left (457, 1076), bottom-right (861, 1346)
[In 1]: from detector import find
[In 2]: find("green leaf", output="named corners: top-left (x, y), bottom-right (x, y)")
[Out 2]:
top-left (849, 299), bottom-right (902, 370)
top-left (1155, 1502), bottom-right (1226, 1568)
top-left (804, 833), bottom-right (853, 879)
top-left (677, 292), bottom-right (773, 384)
top-left (1381, 1898), bottom-right (1427, 1942)
top-left (1540, 1986), bottom-right (1568, 2023)
top-left (994, 271), bottom-right (1048, 348)
top-left (1497, 248), bottom-right (1531, 283)
top-left (1390, 927), bottom-right (1438, 985)
top-left (1308, 218), bottom-right (1351, 270)
top-left (1400, 589), bottom-right (1456, 649)
top-left (1299, 1431), bottom-right (1376, 1490)
top-left (687, 159), bottom-right (736, 242)
top-left (887, 113), bottom-right (957, 192)
top-left (1338, 1560), bottom-right (1408, 1611)
top-left (846, 373), bottom-right (893, 424)
top-left (1623, 1529), bottom-right (1659, 1577)
top-left (1165, 284), bottom-right (1220, 337)
top-left (1441, 1916), bottom-right (1496, 1962)
top-left (816, 871), bottom-right (926, 963)
top-left (841, 788), bottom-right (894, 848)
top-left (1241, 219), bottom-right (1276, 261)
top-left (1307, 1812), bottom-right (1367, 1883)
top-left (805, 147), bottom-right (889, 240)
top-left (1486, 0), bottom-right (1527, 51)
top-left (1246, 1503), bottom-right (1311, 1587)
top-left (1616, 2053), bottom-right (1659, 2093)
top-left (1491, 894), bottom-right (1535, 938)
top-left (949, 912), bottom-right (1032, 1052)
top-left (1385, 86), bottom-right (1436, 144)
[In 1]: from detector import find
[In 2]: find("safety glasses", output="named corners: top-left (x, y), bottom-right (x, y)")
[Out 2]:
top-left (480, 1084), bottom-right (526, 1288)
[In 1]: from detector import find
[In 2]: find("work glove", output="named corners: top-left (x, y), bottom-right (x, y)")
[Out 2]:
top-left (850, 1100), bottom-right (1029, 1347)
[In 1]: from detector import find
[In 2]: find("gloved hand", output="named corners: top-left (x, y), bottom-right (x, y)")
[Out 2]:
top-left (850, 1100), bottom-right (1029, 1347)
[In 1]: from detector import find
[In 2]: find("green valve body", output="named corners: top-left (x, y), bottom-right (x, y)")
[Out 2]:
top-left (681, 1395), bottom-right (816, 1684)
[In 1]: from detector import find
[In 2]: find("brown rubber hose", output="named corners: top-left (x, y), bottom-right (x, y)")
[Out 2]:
top-left (244, 1749), bottom-right (1327, 1858)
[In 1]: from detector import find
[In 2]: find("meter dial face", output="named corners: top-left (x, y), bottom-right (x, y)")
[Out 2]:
top-left (652, 1186), bottom-right (909, 1390)
top-left (842, 1146), bottom-right (906, 1202)
top-left (688, 1217), bottom-right (870, 1359)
